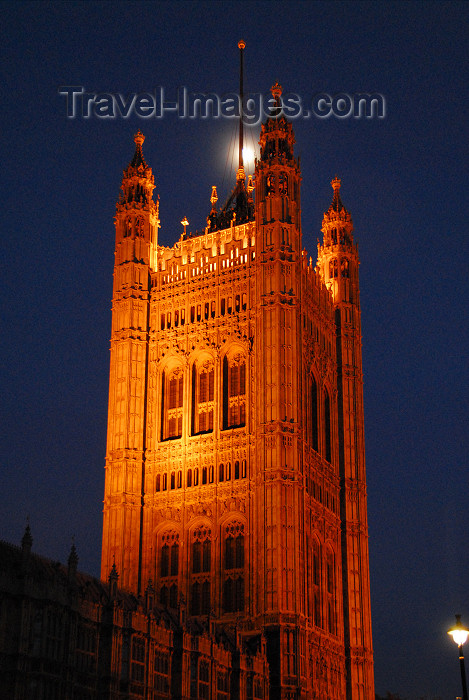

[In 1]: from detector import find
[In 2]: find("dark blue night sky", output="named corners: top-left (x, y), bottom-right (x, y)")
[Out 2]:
top-left (1, 2), bottom-right (468, 698)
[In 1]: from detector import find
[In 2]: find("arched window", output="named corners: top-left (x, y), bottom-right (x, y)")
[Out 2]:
top-left (329, 259), bottom-right (338, 279)
top-left (190, 581), bottom-right (200, 616)
top-left (124, 217), bottom-right (132, 238)
top-left (162, 367), bottom-right (184, 439)
top-left (187, 469), bottom-right (192, 488)
top-left (222, 521), bottom-right (245, 613)
top-left (266, 173), bottom-right (275, 196)
top-left (341, 258), bottom-right (349, 278)
top-left (219, 463), bottom-right (224, 482)
top-left (190, 526), bottom-right (211, 616)
top-left (135, 217), bottom-right (144, 237)
top-left (192, 541), bottom-right (201, 574)
top-left (169, 584), bottom-right (178, 609)
top-left (279, 172), bottom-right (288, 195)
top-left (192, 361), bottom-right (214, 434)
top-left (159, 531), bottom-right (179, 608)
top-left (312, 538), bottom-right (321, 627)
top-left (161, 545), bottom-right (169, 577)
top-left (171, 543), bottom-right (178, 576)
top-left (324, 389), bottom-right (332, 463)
top-left (326, 548), bottom-right (336, 634)
top-left (160, 585), bottom-right (168, 606)
top-left (311, 375), bottom-right (319, 452)
top-left (223, 353), bottom-right (246, 429)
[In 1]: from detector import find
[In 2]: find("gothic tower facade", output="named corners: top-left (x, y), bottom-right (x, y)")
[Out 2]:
top-left (101, 86), bottom-right (374, 700)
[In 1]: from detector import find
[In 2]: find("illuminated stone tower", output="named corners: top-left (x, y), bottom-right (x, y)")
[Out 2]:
top-left (316, 177), bottom-right (374, 698)
top-left (101, 79), bottom-right (374, 700)
top-left (101, 131), bottom-right (159, 593)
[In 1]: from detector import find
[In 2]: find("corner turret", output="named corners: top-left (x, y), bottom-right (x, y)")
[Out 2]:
top-left (115, 131), bottom-right (159, 270)
top-left (317, 177), bottom-right (358, 305)
top-left (255, 83), bottom-right (302, 248)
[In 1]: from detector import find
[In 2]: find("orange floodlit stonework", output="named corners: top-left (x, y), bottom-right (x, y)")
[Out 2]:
top-left (101, 84), bottom-right (374, 699)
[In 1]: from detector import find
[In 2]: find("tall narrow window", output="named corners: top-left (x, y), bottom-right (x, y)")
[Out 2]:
top-left (266, 173), bottom-right (275, 196)
top-left (324, 389), bottom-right (332, 463)
top-left (326, 548), bottom-right (336, 634)
top-left (159, 531), bottom-right (179, 608)
top-left (222, 521), bottom-right (245, 613)
top-left (124, 217), bottom-right (132, 237)
top-left (279, 172), bottom-right (288, 195)
top-left (311, 375), bottom-right (319, 452)
top-left (135, 218), bottom-right (144, 237)
top-left (199, 661), bottom-right (210, 700)
top-left (223, 354), bottom-right (246, 429)
top-left (329, 259), bottom-right (338, 278)
top-left (131, 637), bottom-right (146, 685)
top-left (192, 361), bottom-right (214, 435)
top-left (162, 368), bottom-right (184, 439)
top-left (312, 538), bottom-right (321, 627)
top-left (190, 526), bottom-right (211, 616)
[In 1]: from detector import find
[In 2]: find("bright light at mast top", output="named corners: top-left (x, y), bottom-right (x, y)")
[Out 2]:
top-left (448, 615), bottom-right (469, 646)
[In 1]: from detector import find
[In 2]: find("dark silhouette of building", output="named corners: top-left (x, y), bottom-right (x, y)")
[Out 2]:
top-left (0, 529), bottom-right (269, 700)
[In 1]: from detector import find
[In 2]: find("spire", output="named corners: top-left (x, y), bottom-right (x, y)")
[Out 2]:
top-left (130, 130), bottom-right (148, 169)
top-left (327, 176), bottom-right (349, 216)
top-left (109, 561), bottom-right (119, 599)
top-left (270, 81), bottom-right (283, 115)
top-left (321, 176), bottom-right (353, 247)
top-left (68, 540), bottom-right (78, 584)
top-left (145, 578), bottom-right (155, 612)
top-left (259, 82), bottom-right (296, 163)
top-left (207, 41), bottom-right (254, 231)
top-left (118, 130), bottom-right (155, 206)
top-left (21, 522), bottom-right (33, 573)
top-left (317, 177), bottom-right (356, 303)
top-left (21, 523), bottom-right (33, 552)
top-left (210, 185), bottom-right (218, 214)
top-left (237, 39), bottom-right (246, 181)
top-left (68, 541), bottom-right (78, 572)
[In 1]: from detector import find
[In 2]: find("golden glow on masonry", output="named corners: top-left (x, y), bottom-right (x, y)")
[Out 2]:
top-left (101, 113), bottom-right (374, 699)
